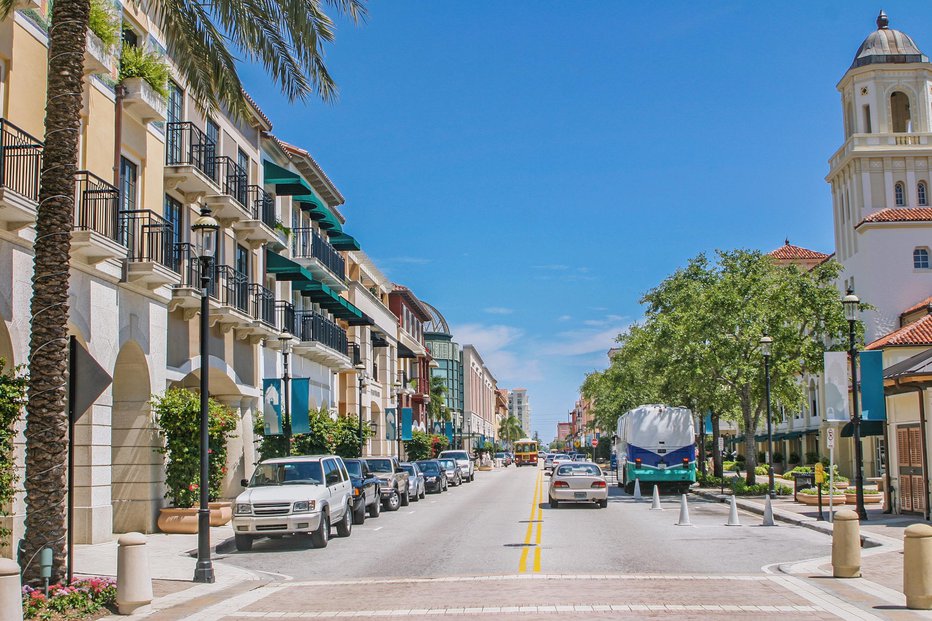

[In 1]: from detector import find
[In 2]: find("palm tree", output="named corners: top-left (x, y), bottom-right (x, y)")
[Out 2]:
top-left (498, 415), bottom-right (523, 448)
top-left (0, 0), bottom-right (366, 583)
top-left (427, 376), bottom-right (447, 433)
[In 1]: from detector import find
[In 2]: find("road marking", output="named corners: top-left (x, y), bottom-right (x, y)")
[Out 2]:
top-left (518, 469), bottom-right (543, 573)
top-left (372, 527), bottom-right (383, 531)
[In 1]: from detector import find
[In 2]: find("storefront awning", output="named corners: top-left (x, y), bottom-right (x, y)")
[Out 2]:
top-left (841, 420), bottom-right (886, 438)
top-left (329, 233), bottom-right (360, 252)
top-left (266, 250), bottom-right (315, 281)
top-left (268, 249), bottom-right (371, 325)
top-left (263, 161), bottom-right (313, 196)
top-left (772, 433), bottom-right (786, 441)
top-left (398, 342), bottom-right (418, 359)
top-left (733, 435), bottom-right (745, 443)
top-left (784, 432), bottom-right (803, 440)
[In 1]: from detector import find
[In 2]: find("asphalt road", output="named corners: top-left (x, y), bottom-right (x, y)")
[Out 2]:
top-left (217, 464), bottom-right (832, 580)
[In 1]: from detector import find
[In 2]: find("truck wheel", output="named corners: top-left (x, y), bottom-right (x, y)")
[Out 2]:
top-left (368, 498), bottom-right (381, 518)
top-left (336, 506), bottom-right (352, 537)
top-left (400, 489), bottom-right (410, 506)
top-left (384, 491), bottom-right (400, 511)
top-left (310, 514), bottom-right (329, 548)
top-left (412, 487), bottom-right (420, 502)
top-left (353, 502), bottom-right (366, 525)
top-left (234, 534), bottom-right (253, 551)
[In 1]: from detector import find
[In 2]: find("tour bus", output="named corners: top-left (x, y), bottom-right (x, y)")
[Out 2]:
top-left (614, 404), bottom-right (695, 494)
top-left (514, 438), bottom-right (539, 467)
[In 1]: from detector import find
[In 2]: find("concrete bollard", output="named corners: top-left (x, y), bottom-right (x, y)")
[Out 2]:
top-left (832, 509), bottom-right (861, 578)
top-left (116, 532), bottom-right (153, 615)
top-left (0, 557), bottom-right (23, 621)
top-left (903, 523), bottom-right (932, 608)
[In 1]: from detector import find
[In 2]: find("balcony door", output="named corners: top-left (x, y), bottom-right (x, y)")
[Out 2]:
top-left (235, 244), bottom-right (249, 311)
top-left (204, 117), bottom-right (219, 180)
top-left (166, 81), bottom-right (183, 164)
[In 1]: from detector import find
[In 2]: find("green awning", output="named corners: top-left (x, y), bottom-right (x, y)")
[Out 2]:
top-left (784, 432), bottom-right (803, 440)
top-left (295, 280), bottom-right (367, 323)
top-left (266, 250), bottom-right (315, 282)
top-left (754, 434), bottom-right (768, 442)
top-left (773, 433), bottom-right (786, 441)
top-left (841, 420), bottom-right (885, 438)
top-left (263, 161), bottom-right (313, 196)
top-left (734, 435), bottom-right (745, 443)
top-left (318, 210), bottom-right (342, 233)
top-left (329, 233), bottom-right (360, 251)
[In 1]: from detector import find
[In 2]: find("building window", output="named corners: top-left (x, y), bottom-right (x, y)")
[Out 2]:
top-left (120, 157), bottom-right (137, 212)
top-left (895, 182), bottom-right (906, 206)
top-left (206, 117), bottom-right (219, 147)
top-left (915, 247), bottom-right (931, 269)
top-left (164, 194), bottom-right (183, 245)
top-left (863, 104), bottom-right (872, 133)
top-left (892, 91), bottom-right (911, 132)
top-left (237, 148), bottom-right (249, 180)
top-left (920, 182), bottom-right (928, 206)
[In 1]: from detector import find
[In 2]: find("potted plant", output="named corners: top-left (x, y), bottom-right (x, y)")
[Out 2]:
top-left (119, 45), bottom-right (170, 97)
top-left (797, 486), bottom-right (846, 506)
top-left (845, 488), bottom-right (883, 505)
top-left (152, 388), bottom-right (238, 533)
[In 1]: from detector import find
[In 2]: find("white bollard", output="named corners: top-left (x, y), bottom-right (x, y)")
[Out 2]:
top-left (116, 532), bottom-right (153, 615)
top-left (633, 478), bottom-right (642, 501)
top-left (0, 558), bottom-right (22, 621)
top-left (649, 485), bottom-right (663, 510)
top-left (762, 495), bottom-right (775, 526)
top-left (726, 495), bottom-right (742, 526)
top-left (675, 494), bottom-right (692, 526)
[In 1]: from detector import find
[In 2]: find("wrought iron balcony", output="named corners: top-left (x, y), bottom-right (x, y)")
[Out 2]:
top-left (164, 122), bottom-right (220, 199)
top-left (250, 283), bottom-right (276, 327)
top-left (209, 264), bottom-right (249, 314)
top-left (294, 310), bottom-right (350, 367)
top-left (227, 184), bottom-right (282, 248)
top-left (119, 210), bottom-right (180, 289)
top-left (276, 300), bottom-right (296, 335)
top-left (247, 185), bottom-right (277, 229)
top-left (291, 227), bottom-right (346, 288)
top-left (71, 171), bottom-right (127, 263)
top-left (0, 118), bottom-right (42, 230)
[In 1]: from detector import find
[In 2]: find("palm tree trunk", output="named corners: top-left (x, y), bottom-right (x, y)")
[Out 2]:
top-left (22, 0), bottom-right (88, 584)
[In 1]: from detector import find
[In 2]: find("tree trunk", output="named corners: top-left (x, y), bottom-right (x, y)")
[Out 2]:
top-left (22, 0), bottom-right (88, 584)
top-left (712, 411), bottom-right (722, 478)
top-left (741, 389), bottom-right (756, 485)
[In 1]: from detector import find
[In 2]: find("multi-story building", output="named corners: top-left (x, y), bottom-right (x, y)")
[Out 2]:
top-left (508, 388), bottom-right (531, 438)
top-left (462, 345), bottom-right (498, 447)
top-left (0, 0), bottom-right (374, 551)
top-left (389, 285), bottom-right (431, 441)
top-left (556, 422), bottom-right (573, 443)
top-left (495, 389), bottom-right (509, 443)
top-left (424, 304), bottom-right (463, 440)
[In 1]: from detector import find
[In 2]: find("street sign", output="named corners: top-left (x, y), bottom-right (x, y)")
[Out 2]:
top-left (718, 436), bottom-right (724, 452)
top-left (814, 462), bottom-right (825, 484)
top-left (591, 439), bottom-right (598, 447)
top-left (827, 427), bottom-right (835, 450)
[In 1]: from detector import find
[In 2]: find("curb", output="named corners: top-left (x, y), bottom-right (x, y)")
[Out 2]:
top-left (691, 489), bottom-right (887, 548)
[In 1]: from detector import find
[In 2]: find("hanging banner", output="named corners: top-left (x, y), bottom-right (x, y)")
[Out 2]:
top-left (262, 379), bottom-right (282, 435)
top-left (823, 351), bottom-right (850, 421)
top-left (291, 378), bottom-right (310, 434)
top-left (401, 408), bottom-right (413, 441)
top-left (859, 350), bottom-right (888, 421)
top-left (385, 407), bottom-right (397, 441)
top-left (445, 421), bottom-right (454, 443)
top-left (704, 412), bottom-right (713, 435)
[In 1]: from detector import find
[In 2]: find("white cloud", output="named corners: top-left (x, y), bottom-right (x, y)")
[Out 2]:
top-left (483, 306), bottom-right (514, 315)
top-left (557, 314), bottom-right (572, 322)
top-left (449, 323), bottom-right (542, 383)
top-left (451, 323), bottom-right (523, 353)
top-left (533, 264), bottom-right (569, 271)
top-left (543, 324), bottom-right (628, 357)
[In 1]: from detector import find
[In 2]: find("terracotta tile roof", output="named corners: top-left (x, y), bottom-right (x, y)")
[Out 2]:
top-left (768, 241), bottom-right (830, 261)
top-left (276, 139), bottom-right (345, 206)
top-left (241, 89), bottom-right (273, 130)
top-left (902, 296), bottom-right (932, 317)
top-left (857, 207), bottom-right (932, 227)
top-left (867, 314), bottom-right (932, 349)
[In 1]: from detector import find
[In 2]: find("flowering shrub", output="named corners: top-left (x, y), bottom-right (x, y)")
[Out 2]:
top-left (152, 389), bottom-right (238, 508)
top-left (0, 359), bottom-right (27, 547)
top-left (22, 577), bottom-right (116, 618)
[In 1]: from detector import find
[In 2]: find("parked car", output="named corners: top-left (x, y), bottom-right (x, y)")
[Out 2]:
top-left (544, 453), bottom-right (566, 473)
top-left (546, 454), bottom-right (575, 475)
top-left (437, 457), bottom-right (462, 486)
top-left (363, 456), bottom-right (410, 510)
top-left (232, 455), bottom-right (354, 551)
top-left (438, 450), bottom-right (475, 482)
top-left (400, 462), bottom-right (426, 501)
top-left (494, 452), bottom-right (513, 466)
top-left (415, 459), bottom-right (448, 493)
top-left (343, 458), bottom-right (381, 523)
top-left (548, 462), bottom-right (608, 509)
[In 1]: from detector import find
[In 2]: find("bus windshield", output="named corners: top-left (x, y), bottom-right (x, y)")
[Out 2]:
top-left (515, 441), bottom-right (538, 453)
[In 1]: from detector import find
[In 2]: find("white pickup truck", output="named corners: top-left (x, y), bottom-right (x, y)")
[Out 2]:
top-left (232, 455), bottom-right (353, 551)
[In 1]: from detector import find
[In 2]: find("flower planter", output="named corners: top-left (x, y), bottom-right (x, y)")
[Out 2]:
top-left (845, 493), bottom-right (882, 505)
top-left (157, 507), bottom-right (198, 534)
top-left (797, 493), bottom-right (845, 506)
top-left (122, 76), bottom-right (167, 123)
top-left (834, 481), bottom-right (849, 490)
top-left (209, 501), bottom-right (233, 526)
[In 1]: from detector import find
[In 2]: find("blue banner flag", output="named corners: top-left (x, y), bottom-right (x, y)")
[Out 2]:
top-left (291, 378), bottom-right (310, 434)
top-left (262, 379), bottom-right (282, 436)
top-left (401, 408), bottom-right (413, 441)
top-left (704, 412), bottom-right (713, 435)
top-left (859, 350), bottom-right (887, 421)
top-left (385, 408), bottom-right (396, 441)
top-left (445, 422), bottom-right (454, 443)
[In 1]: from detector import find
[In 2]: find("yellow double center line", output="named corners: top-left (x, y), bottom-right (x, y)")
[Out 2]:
top-left (518, 468), bottom-right (544, 573)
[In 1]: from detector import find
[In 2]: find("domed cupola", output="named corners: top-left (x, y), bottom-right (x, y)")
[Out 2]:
top-left (851, 11), bottom-right (928, 69)
top-left (422, 301), bottom-right (451, 338)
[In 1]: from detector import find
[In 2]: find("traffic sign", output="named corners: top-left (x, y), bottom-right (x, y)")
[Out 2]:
top-left (814, 462), bottom-right (825, 484)
top-left (718, 436), bottom-right (724, 452)
top-left (827, 427), bottom-right (835, 450)
top-left (591, 439), bottom-right (598, 447)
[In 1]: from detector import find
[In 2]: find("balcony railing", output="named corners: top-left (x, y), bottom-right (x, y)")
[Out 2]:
top-left (347, 342), bottom-right (361, 366)
top-left (119, 209), bottom-right (175, 269)
top-left (172, 242), bottom-right (200, 287)
top-left (295, 310), bottom-right (347, 355)
top-left (276, 301), bottom-right (296, 335)
top-left (247, 184), bottom-right (276, 229)
top-left (214, 155), bottom-right (248, 206)
top-left (291, 227), bottom-right (345, 280)
top-left (165, 121), bottom-right (217, 182)
top-left (74, 171), bottom-right (121, 242)
top-left (209, 265), bottom-right (249, 314)
top-left (250, 283), bottom-right (276, 327)
top-left (0, 118), bottom-right (42, 202)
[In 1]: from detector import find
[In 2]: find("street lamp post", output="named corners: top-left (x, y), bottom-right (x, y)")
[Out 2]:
top-left (192, 207), bottom-right (218, 584)
top-left (279, 332), bottom-right (292, 456)
top-left (393, 381), bottom-right (403, 459)
top-left (844, 290), bottom-right (867, 520)
top-left (761, 335), bottom-right (775, 499)
top-left (424, 393), bottom-right (431, 434)
top-left (355, 360), bottom-right (366, 456)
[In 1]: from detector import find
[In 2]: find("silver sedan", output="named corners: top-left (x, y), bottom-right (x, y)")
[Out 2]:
top-left (548, 462), bottom-right (608, 509)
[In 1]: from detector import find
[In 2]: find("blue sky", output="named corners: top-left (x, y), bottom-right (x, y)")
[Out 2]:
top-left (240, 2), bottom-right (932, 441)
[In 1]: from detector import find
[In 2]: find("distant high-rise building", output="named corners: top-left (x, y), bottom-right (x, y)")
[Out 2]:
top-left (508, 388), bottom-right (531, 437)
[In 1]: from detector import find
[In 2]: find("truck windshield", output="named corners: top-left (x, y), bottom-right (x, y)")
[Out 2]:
top-left (366, 459), bottom-right (394, 473)
top-left (250, 461), bottom-right (323, 486)
top-left (344, 461), bottom-right (362, 477)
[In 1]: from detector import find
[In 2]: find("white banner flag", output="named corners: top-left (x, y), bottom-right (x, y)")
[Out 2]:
top-left (823, 351), bottom-right (850, 422)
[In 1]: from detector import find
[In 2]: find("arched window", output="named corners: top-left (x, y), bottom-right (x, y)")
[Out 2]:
top-left (892, 91), bottom-right (912, 132)
top-left (915, 247), bottom-right (931, 269)
top-left (920, 182), bottom-right (928, 206)
top-left (895, 182), bottom-right (906, 206)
